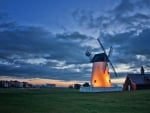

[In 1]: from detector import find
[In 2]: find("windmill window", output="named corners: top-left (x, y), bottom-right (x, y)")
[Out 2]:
top-left (94, 80), bottom-right (96, 83)
top-left (109, 80), bottom-right (111, 83)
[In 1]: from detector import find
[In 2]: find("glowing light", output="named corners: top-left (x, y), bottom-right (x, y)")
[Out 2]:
top-left (111, 77), bottom-right (125, 84)
top-left (91, 62), bottom-right (112, 87)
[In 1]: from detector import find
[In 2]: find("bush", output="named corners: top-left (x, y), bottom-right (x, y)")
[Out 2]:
top-left (83, 82), bottom-right (90, 87)
top-left (74, 84), bottom-right (81, 89)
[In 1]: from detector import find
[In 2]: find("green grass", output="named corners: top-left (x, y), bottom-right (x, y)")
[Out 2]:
top-left (0, 88), bottom-right (150, 113)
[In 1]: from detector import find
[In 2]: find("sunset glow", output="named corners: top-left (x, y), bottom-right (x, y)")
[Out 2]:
top-left (0, 76), bottom-right (81, 87)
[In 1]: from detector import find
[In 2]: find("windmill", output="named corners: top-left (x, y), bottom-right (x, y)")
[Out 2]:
top-left (85, 38), bottom-right (117, 87)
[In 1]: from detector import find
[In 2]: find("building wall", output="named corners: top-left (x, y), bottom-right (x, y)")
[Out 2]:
top-left (123, 75), bottom-right (150, 90)
top-left (136, 84), bottom-right (150, 90)
top-left (123, 77), bottom-right (136, 91)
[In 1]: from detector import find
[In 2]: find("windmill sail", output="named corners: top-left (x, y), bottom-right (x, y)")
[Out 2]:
top-left (97, 38), bottom-right (117, 77)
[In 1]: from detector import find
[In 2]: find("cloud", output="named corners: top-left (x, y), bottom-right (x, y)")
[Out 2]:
top-left (110, 0), bottom-right (135, 19)
top-left (101, 28), bottom-right (150, 73)
top-left (0, 0), bottom-right (150, 83)
top-left (73, 0), bottom-right (150, 35)
top-left (72, 0), bottom-right (150, 74)
top-left (0, 16), bottom-right (96, 81)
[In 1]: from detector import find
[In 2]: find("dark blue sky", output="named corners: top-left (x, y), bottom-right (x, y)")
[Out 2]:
top-left (0, 0), bottom-right (150, 83)
top-left (0, 0), bottom-right (118, 33)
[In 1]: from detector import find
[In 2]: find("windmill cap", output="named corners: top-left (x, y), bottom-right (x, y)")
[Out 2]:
top-left (91, 53), bottom-right (109, 62)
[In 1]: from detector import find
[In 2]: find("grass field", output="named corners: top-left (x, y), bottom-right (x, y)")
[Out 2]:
top-left (0, 88), bottom-right (150, 113)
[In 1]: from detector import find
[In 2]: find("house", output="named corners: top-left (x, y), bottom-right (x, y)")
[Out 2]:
top-left (10, 81), bottom-right (18, 88)
top-left (45, 84), bottom-right (56, 88)
top-left (23, 82), bottom-right (29, 88)
top-left (123, 73), bottom-right (150, 90)
top-left (0, 81), bottom-right (10, 88)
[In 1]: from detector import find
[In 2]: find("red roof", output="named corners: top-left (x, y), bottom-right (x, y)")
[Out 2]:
top-left (127, 74), bottom-right (150, 84)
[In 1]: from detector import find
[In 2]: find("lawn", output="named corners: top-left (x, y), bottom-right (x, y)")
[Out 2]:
top-left (0, 88), bottom-right (150, 113)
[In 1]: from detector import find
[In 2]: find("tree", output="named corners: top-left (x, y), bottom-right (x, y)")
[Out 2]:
top-left (83, 82), bottom-right (90, 87)
top-left (68, 85), bottom-right (73, 89)
top-left (74, 84), bottom-right (81, 89)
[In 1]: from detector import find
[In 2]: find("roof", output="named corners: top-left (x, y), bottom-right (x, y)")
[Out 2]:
top-left (91, 53), bottom-right (108, 62)
top-left (127, 74), bottom-right (150, 84)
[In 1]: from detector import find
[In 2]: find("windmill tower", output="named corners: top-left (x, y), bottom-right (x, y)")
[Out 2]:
top-left (91, 53), bottom-right (111, 87)
top-left (85, 38), bottom-right (117, 88)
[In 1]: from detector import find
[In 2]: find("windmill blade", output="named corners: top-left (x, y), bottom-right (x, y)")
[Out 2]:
top-left (97, 38), bottom-right (108, 73)
top-left (103, 56), bottom-right (107, 73)
top-left (109, 60), bottom-right (118, 77)
top-left (85, 49), bottom-right (93, 62)
top-left (97, 38), bottom-right (117, 77)
top-left (85, 49), bottom-right (91, 57)
top-left (103, 61), bottom-right (108, 74)
top-left (108, 46), bottom-right (113, 58)
top-left (97, 38), bottom-right (107, 54)
top-left (107, 47), bottom-right (117, 77)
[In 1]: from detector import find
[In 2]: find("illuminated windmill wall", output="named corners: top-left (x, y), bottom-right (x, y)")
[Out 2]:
top-left (91, 53), bottom-right (111, 87)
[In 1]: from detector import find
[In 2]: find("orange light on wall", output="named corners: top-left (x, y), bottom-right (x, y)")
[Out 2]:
top-left (91, 62), bottom-right (112, 87)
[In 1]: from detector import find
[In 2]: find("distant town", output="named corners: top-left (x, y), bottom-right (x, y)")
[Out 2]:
top-left (0, 80), bottom-right (90, 89)
top-left (0, 80), bottom-right (56, 88)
